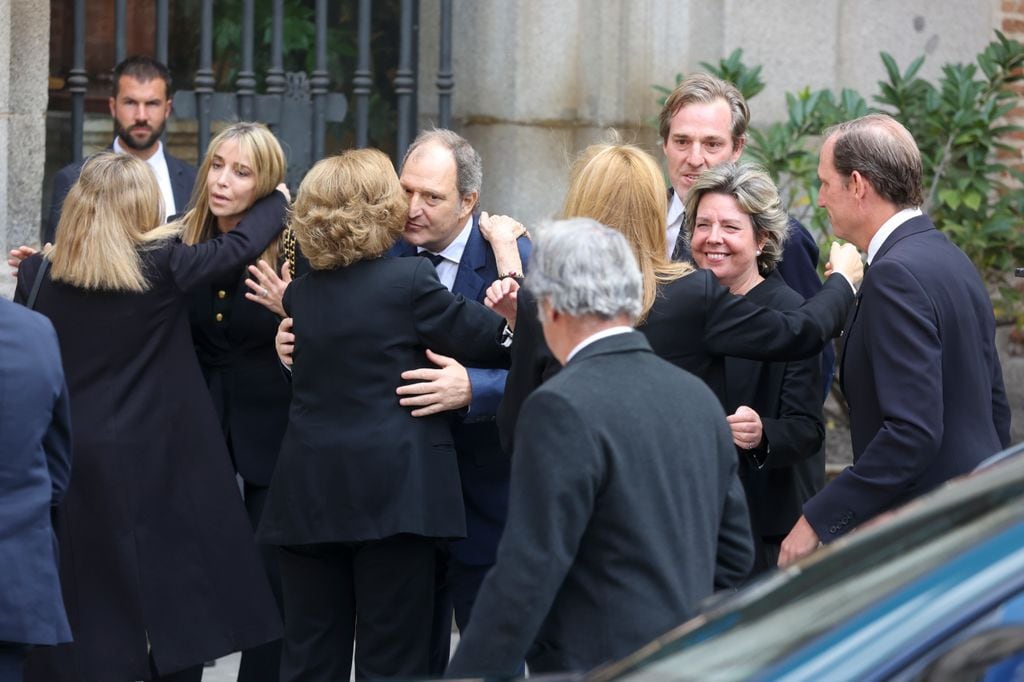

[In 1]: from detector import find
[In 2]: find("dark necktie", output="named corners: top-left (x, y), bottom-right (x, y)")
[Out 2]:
top-left (419, 251), bottom-right (445, 267)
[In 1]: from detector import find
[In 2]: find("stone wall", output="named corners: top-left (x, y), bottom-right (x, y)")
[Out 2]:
top-left (1000, 0), bottom-right (1024, 176)
top-left (0, 0), bottom-right (49, 300)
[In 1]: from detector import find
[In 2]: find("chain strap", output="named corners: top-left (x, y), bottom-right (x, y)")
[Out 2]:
top-left (282, 226), bottom-right (297, 278)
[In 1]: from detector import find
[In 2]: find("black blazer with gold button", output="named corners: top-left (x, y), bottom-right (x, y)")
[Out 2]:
top-left (188, 237), bottom-right (306, 487)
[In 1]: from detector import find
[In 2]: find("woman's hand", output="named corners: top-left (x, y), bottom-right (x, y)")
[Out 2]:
top-left (275, 182), bottom-right (291, 202)
top-left (8, 244), bottom-right (42, 278)
top-left (826, 242), bottom-right (864, 289)
top-left (479, 211), bottom-right (528, 244)
top-left (480, 212), bottom-right (527, 277)
top-left (727, 405), bottom-right (764, 450)
top-left (276, 317), bottom-right (295, 367)
top-left (245, 259), bottom-right (292, 317)
top-left (485, 277), bottom-right (520, 329)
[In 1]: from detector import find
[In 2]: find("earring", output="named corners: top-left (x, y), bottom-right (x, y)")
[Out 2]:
top-left (756, 249), bottom-right (762, 255)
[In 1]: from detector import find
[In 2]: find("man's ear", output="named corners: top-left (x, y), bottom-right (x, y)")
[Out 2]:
top-left (460, 190), bottom-right (479, 221)
top-left (849, 170), bottom-right (868, 199)
top-left (109, 96), bottom-right (117, 118)
top-left (731, 134), bottom-right (746, 161)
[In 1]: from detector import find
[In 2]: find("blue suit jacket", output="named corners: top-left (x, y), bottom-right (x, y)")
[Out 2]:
top-left (0, 297), bottom-right (72, 645)
top-left (392, 215), bottom-right (532, 564)
top-left (804, 215), bottom-right (1011, 541)
top-left (45, 147), bottom-right (196, 244)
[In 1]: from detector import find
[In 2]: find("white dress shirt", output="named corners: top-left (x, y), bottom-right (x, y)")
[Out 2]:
top-left (113, 138), bottom-right (177, 220)
top-left (417, 216), bottom-right (473, 291)
top-left (566, 326), bottom-right (635, 364)
top-left (665, 191), bottom-right (685, 259)
top-left (866, 207), bottom-right (923, 264)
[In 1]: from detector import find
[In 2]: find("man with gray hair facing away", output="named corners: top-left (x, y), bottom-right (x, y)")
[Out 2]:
top-left (446, 219), bottom-right (753, 678)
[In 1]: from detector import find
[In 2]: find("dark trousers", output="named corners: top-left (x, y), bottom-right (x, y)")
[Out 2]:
top-left (148, 658), bottom-right (203, 682)
top-left (428, 550), bottom-right (491, 674)
top-left (239, 482), bottom-right (283, 682)
top-left (0, 643), bottom-right (29, 682)
top-left (277, 534), bottom-right (436, 681)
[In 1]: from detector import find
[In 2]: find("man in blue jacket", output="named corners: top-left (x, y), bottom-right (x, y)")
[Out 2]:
top-left (779, 114), bottom-right (1011, 564)
top-left (0, 298), bottom-right (72, 681)
top-left (392, 129), bottom-right (532, 673)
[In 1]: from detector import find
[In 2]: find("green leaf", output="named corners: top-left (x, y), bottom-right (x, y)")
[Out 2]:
top-left (938, 189), bottom-right (962, 209)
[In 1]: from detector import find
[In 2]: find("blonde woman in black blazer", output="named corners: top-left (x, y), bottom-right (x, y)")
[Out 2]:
top-left (257, 149), bottom-right (507, 681)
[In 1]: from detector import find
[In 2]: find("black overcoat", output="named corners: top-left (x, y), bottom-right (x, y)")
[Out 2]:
top-left (257, 256), bottom-right (508, 546)
top-left (16, 192), bottom-right (287, 681)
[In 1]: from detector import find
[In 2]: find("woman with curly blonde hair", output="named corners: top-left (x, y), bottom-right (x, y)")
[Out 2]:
top-left (257, 148), bottom-right (508, 680)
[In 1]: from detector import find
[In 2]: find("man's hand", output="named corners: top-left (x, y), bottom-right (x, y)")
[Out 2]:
top-left (485, 277), bottom-right (520, 329)
top-left (778, 515), bottom-right (821, 567)
top-left (727, 405), bottom-right (763, 451)
top-left (827, 242), bottom-right (864, 289)
top-left (276, 317), bottom-right (295, 367)
top-left (397, 349), bottom-right (472, 416)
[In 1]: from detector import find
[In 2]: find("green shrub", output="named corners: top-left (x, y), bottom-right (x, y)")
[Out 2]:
top-left (656, 36), bottom-right (1024, 325)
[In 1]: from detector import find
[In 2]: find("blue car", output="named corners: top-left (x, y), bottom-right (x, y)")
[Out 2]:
top-left (590, 443), bottom-right (1024, 682)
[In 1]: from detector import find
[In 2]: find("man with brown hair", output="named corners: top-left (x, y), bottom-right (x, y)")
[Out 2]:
top-left (45, 56), bottom-right (195, 243)
top-left (779, 114), bottom-right (1011, 565)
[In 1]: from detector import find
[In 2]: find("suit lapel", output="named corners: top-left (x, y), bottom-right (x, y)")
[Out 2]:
top-left (167, 156), bottom-right (194, 213)
top-left (451, 215), bottom-right (489, 301)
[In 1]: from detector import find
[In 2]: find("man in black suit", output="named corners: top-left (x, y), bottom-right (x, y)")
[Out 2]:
top-left (779, 114), bottom-right (1012, 565)
top-left (44, 56), bottom-right (195, 243)
top-left (659, 73), bottom-right (834, 398)
top-left (390, 129), bottom-right (531, 673)
top-left (0, 298), bottom-right (72, 680)
top-left (447, 218), bottom-right (753, 678)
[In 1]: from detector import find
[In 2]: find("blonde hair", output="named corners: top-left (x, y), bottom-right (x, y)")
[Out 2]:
top-left (175, 122), bottom-right (287, 264)
top-left (47, 152), bottom-right (180, 292)
top-left (561, 143), bottom-right (692, 319)
top-left (291, 148), bottom-right (408, 269)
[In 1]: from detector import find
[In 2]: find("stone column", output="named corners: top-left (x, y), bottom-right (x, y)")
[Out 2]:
top-left (0, 0), bottom-right (49, 299)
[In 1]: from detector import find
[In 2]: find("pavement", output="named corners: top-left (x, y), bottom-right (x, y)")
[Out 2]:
top-left (202, 653), bottom-right (240, 681)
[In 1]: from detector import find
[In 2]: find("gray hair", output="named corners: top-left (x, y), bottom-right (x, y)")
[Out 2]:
top-left (401, 128), bottom-right (483, 201)
top-left (527, 218), bottom-right (643, 323)
top-left (683, 162), bottom-right (790, 275)
top-left (823, 114), bottom-right (923, 208)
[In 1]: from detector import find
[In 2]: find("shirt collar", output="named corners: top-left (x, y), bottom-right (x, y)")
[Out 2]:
top-left (566, 326), bottom-right (634, 364)
top-left (667, 190), bottom-right (685, 227)
top-left (112, 137), bottom-right (166, 165)
top-left (866, 207), bottom-right (923, 264)
top-left (417, 215), bottom-right (473, 265)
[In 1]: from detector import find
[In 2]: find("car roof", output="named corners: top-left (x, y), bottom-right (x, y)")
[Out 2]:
top-left (590, 443), bottom-right (1024, 681)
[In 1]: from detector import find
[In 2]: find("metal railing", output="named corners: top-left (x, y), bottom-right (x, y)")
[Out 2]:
top-left (62, 0), bottom-right (455, 179)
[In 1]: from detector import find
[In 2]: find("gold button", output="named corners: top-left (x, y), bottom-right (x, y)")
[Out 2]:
top-left (217, 290), bottom-right (227, 299)
top-left (215, 313), bottom-right (224, 322)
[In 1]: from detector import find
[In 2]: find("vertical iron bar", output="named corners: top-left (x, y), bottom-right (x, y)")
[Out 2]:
top-left (353, 0), bottom-right (372, 148)
top-left (69, 0), bottom-right (88, 163)
top-left (265, 0), bottom-right (286, 96)
top-left (115, 0), bottom-right (127, 65)
top-left (310, 0), bottom-right (329, 161)
top-left (236, 0), bottom-right (256, 120)
top-left (155, 0), bottom-right (169, 65)
top-left (437, 0), bottom-right (453, 129)
top-left (195, 0), bottom-right (215, 159)
top-left (395, 0), bottom-right (416, 160)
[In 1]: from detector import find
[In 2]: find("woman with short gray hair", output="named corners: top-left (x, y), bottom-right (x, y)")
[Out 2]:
top-left (684, 162), bottom-right (826, 576)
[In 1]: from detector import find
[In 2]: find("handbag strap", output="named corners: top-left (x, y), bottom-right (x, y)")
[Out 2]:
top-left (26, 257), bottom-right (50, 310)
